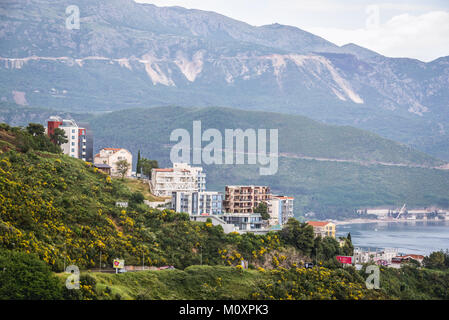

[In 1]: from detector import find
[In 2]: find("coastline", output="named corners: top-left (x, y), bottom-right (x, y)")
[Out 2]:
top-left (332, 218), bottom-right (443, 226)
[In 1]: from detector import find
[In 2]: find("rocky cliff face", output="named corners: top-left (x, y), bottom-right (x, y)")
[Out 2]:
top-left (0, 0), bottom-right (448, 159)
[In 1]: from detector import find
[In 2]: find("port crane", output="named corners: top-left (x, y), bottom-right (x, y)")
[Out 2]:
top-left (396, 204), bottom-right (406, 219)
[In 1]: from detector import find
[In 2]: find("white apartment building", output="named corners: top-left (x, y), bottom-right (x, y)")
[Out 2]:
top-left (268, 196), bottom-right (294, 226)
top-left (150, 163), bottom-right (206, 197)
top-left (221, 213), bottom-right (265, 233)
top-left (46, 116), bottom-right (87, 161)
top-left (171, 191), bottom-right (223, 215)
top-left (94, 148), bottom-right (133, 177)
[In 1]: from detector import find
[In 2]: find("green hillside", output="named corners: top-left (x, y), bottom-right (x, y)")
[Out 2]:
top-left (1, 123), bottom-right (354, 271)
top-left (1, 123), bottom-right (449, 301)
top-left (58, 265), bottom-right (388, 300)
top-left (88, 106), bottom-right (443, 166)
top-left (54, 264), bottom-right (449, 300)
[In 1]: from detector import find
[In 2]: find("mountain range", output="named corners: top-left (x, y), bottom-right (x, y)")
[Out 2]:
top-left (1, 0), bottom-right (448, 160)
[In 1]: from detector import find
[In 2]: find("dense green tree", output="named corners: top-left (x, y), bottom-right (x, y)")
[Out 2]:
top-left (140, 158), bottom-right (158, 178)
top-left (50, 127), bottom-right (68, 146)
top-left (26, 123), bottom-right (45, 136)
top-left (130, 191), bottom-right (145, 205)
top-left (339, 234), bottom-right (354, 256)
top-left (279, 218), bottom-right (314, 256)
top-left (136, 150), bottom-right (141, 174)
top-left (423, 251), bottom-right (447, 269)
top-left (253, 202), bottom-right (270, 220)
top-left (0, 249), bottom-right (63, 300)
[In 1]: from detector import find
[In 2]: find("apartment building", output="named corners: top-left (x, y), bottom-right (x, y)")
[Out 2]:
top-left (306, 221), bottom-right (336, 238)
top-left (223, 185), bottom-right (271, 214)
top-left (171, 191), bottom-right (223, 215)
top-left (268, 196), bottom-right (294, 226)
top-left (150, 163), bottom-right (206, 197)
top-left (221, 213), bottom-right (264, 232)
top-left (353, 247), bottom-right (399, 265)
top-left (94, 148), bottom-right (133, 177)
top-left (46, 116), bottom-right (88, 161)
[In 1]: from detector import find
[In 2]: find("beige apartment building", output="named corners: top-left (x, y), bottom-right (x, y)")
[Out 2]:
top-left (94, 148), bottom-right (133, 177)
top-left (223, 185), bottom-right (271, 214)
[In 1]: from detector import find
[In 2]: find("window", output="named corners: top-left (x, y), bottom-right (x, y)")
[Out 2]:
top-left (72, 129), bottom-right (75, 133)
top-left (71, 148), bottom-right (75, 152)
top-left (71, 142), bottom-right (75, 146)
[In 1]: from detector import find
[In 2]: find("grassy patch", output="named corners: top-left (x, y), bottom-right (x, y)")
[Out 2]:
top-left (120, 178), bottom-right (166, 202)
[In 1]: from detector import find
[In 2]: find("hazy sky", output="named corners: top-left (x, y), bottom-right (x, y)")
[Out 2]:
top-left (135, 0), bottom-right (449, 62)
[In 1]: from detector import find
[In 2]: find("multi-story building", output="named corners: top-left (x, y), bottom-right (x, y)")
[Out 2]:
top-left (268, 196), bottom-right (294, 226)
top-left (306, 221), bottom-right (336, 238)
top-left (391, 254), bottom-right (425, 268)
top-left (223, 185), bottom-right (271, 214)
top-left (171, 191), bottom-right (223, 215)
top-left (353, 247), bottom-right (399, 265)
top-left (46, 116), bottom-right (88, 161)
top-left (150, 163), bottom-right (206, 197)
top-left (94, 148), bottom-right (133, 177)
top-left (221, 213), bottom-right (264, 232)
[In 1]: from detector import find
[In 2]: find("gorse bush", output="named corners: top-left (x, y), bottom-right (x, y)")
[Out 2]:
top-left (252, 265), bottom-right (387, 300)
top-left (0, 249), bottom-right (63, 299)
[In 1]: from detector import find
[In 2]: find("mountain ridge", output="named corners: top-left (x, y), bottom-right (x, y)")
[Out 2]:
top-left (1, 0), bottom-right (448, 160)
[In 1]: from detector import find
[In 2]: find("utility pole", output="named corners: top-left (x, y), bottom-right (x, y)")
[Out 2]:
top-left (142, 251), bottom-right (144, 270)
top-left (100, 251), bottom-right (102, 273)
top-left (64, 243), bottom-right (66, 271)
top-left (200, 245), bottom-right (203, 266)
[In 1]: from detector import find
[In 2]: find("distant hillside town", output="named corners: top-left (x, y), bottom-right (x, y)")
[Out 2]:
top-left (43, 116), bottom-right (304, 236)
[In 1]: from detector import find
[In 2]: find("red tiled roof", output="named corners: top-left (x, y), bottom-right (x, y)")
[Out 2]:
top-left (400, 254), bottom-right (425, 260)
top-left (307, 221), bottom-right (332, 227)
top-left (153, 168), bottom-right (174, 172)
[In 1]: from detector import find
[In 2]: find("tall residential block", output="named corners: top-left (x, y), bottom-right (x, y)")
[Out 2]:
top-left (46, 116), bottom-right (88, 161)
top-left (223, 185), bottom-right (271, 214)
